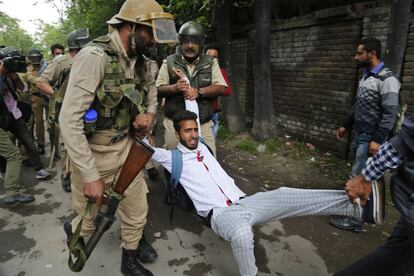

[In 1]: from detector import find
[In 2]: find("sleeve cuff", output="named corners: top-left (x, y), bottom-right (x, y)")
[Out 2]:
top-left (79, 168), bottom-right (101, 183)
top-left (146, 105), bottom-right (157, 114)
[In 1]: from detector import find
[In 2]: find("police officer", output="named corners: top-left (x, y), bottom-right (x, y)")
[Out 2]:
top-left (59, 0), bottom-right (177, 275)
top-left (156, 21), bottom-right (227, 156)
top-left (37, 29), bottom-right (91, 193)
top-left (21, 48), bottom-right (47, 155)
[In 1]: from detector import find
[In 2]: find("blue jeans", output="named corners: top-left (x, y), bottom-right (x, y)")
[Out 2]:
top-left (350, 132), bottom-right (373, 178)
top-left (212, 112), bottom-right (219, 141)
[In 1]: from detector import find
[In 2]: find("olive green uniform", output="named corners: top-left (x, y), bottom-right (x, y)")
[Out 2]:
top-left (59, 30), bottom-right (151, 250)
top-left (0, 129), bottom-right (22, 196)
top-left (156, 54), bottom-right (226, 156)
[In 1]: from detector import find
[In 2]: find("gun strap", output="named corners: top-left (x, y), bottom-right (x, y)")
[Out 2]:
top-left (68, 200), bottom-right (92, 272)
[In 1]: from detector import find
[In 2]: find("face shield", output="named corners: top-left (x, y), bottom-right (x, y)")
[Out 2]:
top-left (136, 12), bottom-right (178, 45)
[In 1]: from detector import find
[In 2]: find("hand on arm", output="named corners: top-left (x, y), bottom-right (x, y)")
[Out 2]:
top-left (369, 141), bottom-right (381, 156)
top-left (336, 127), bottom-right (347, 140)
top-left (345, 175), bottom-right (372, 206)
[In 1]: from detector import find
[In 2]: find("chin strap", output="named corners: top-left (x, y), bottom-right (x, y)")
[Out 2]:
top-left (129, 24), bottom-right (137, 55)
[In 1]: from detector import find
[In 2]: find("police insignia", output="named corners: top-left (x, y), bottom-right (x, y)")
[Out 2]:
top-left (91, 47), bottom-right (104, 56)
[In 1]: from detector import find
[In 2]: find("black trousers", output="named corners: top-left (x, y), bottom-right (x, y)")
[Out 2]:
top-left (3, 116), bottom-right (43, 171)
top-left (335, 216), bottom-right (414, 276)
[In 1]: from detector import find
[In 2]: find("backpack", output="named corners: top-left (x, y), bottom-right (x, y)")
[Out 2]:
top-left (165, 139), bottom-right (213, 226)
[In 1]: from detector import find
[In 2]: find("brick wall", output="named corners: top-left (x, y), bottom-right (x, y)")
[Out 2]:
top-left (227, 3), bottom-right (414, 157)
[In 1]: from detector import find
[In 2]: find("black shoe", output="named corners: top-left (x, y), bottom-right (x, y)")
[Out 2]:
top-left (61, 174), bottom-right (72, 193)
top-left (3, 194), bottom-right (35, 204)
top-left (22, 159), bottom-right (32, 167)
top-left (15, 194), bottom-right (35, 203)
top-left (147, 168), bottom-right (159, 180)
top-left (38, 145), bottom-right (45, 155)
top-left (137, 236), bottom-right (158, 264)
top-left (3, 195), bottom-right (18, 205)
top-left (329, 216), bottom-right (364, 232)
top-left (121, 248), bottom-right (153, 276)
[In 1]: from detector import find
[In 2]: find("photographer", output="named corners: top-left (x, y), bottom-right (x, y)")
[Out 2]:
top-left (0, 47), bottom-right (50, 182)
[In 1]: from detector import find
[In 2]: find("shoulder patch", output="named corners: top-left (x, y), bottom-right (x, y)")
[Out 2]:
top-left (91, 47), bottom-right (105, 57)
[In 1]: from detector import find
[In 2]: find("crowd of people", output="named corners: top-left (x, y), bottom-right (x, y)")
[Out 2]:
top-left (0, 0), bottom-right (413, 275)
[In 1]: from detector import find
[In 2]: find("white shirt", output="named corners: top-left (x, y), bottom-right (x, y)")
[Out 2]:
top-left (151, 142), bottom-right (246, 217)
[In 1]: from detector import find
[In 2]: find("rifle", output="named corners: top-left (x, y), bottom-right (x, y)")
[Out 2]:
top-left (67, 137), bottom-right (154, 272)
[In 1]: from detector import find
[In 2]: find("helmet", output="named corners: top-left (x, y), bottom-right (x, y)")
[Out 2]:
top-left (178, 21), bottom-right (205, 46)
top-left (178, 21), bottom-right (205, 38)
top-left (67, 28), bottom-right (92, 49)
top-left (107, 0), bottom-right (177, 44)
top-left (0, 46), bottom-right (27, 73)
top-left (27, 48), bottom-right (43, 65)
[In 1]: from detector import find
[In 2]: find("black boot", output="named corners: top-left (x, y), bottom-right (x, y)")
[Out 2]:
top-left (121, 248), bottom-right (153, 276)
top-left (37, 144), bottom-right (45, 155)
top-left (61, 173), bottom-right (72, 193)
top-left (137, 236), bottom-right (158, 263)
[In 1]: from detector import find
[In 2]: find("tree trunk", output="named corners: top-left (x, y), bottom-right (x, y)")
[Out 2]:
top-left (215, 0), bottom-right (247, 134)
top-left (252, 0), bottom-right (277, 140)
top-left (385, 0), bottom-right (412, 78)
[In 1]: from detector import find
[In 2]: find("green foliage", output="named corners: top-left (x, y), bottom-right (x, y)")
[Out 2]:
top-left (0, 11), bottom-right (36, 54)
top-left (34, 20), bottom-right (68, 54)
top-left (217, 126), bottom-right (233, 140)
top-left (159, 0), bottom-right (216, 28)
top-left (236, 139), bottom-right (258, 153)
top-left (64, 0), bottom-right (124, 38)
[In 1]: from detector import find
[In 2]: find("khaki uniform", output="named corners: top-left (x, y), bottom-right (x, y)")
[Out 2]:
top-left (21, 68), bottom-right (47, 147)
top-left (59, 30), bottom-right (150, 250)
top-left (142, 58), bottom-right (158, 171)
top-left (156, 56), bottom-right (226, 155)
top-left (38, 54), bottom-right (72, 177)
top-left (37, 54), bottom-right (72, 86)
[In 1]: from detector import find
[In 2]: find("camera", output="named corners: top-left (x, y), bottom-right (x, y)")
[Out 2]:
top-left (0, 47), bottom-right (27, 73)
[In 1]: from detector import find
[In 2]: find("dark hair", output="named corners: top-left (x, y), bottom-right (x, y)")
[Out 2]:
top-left (204, 43), bottom-right (220, 57)
top-left (50, 43), bottom-right (64, 54)
top-left (358, 37), bottom-right (382, 59)
top-left (173, 110), bottom-right (198, 132)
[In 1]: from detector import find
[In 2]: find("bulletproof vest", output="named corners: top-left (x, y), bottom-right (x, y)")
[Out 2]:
top-left (89, 35), bottom-right (146, 131)
top-left (165, 53), bottom-right (214, 124)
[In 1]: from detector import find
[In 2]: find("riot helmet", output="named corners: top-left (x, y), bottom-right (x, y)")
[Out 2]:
top-left (67, 28), bottom-right (92, 50)
top-left (107, 0), bottom-right (177, 44)
top-left (27, 48), bottom-right (43, 65)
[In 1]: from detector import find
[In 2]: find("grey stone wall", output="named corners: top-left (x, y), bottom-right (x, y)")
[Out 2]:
top-left (228, 3), bottom-right (414, 157)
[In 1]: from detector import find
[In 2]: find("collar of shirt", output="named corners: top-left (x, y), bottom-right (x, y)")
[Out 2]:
top-left (177, 142), bottom-right (201, 154)
top-left (363, 61), bottom-right (384, 78)
top-left (181, 55), bottom-right (200, 66)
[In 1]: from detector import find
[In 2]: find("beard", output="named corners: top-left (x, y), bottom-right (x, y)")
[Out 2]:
top-left (129, 33), bottom-right (153, 57)
top-left (356, 59), bottom-right (372, 68)
top-left (179, 138), bottom-right (198, 150)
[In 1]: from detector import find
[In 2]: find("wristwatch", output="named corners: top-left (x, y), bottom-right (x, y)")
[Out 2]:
top-left (198, 88), bottom-right (205, 98)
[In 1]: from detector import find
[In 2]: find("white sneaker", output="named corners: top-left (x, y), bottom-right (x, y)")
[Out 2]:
top-left (36, 169), bottom-right (50, 179)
